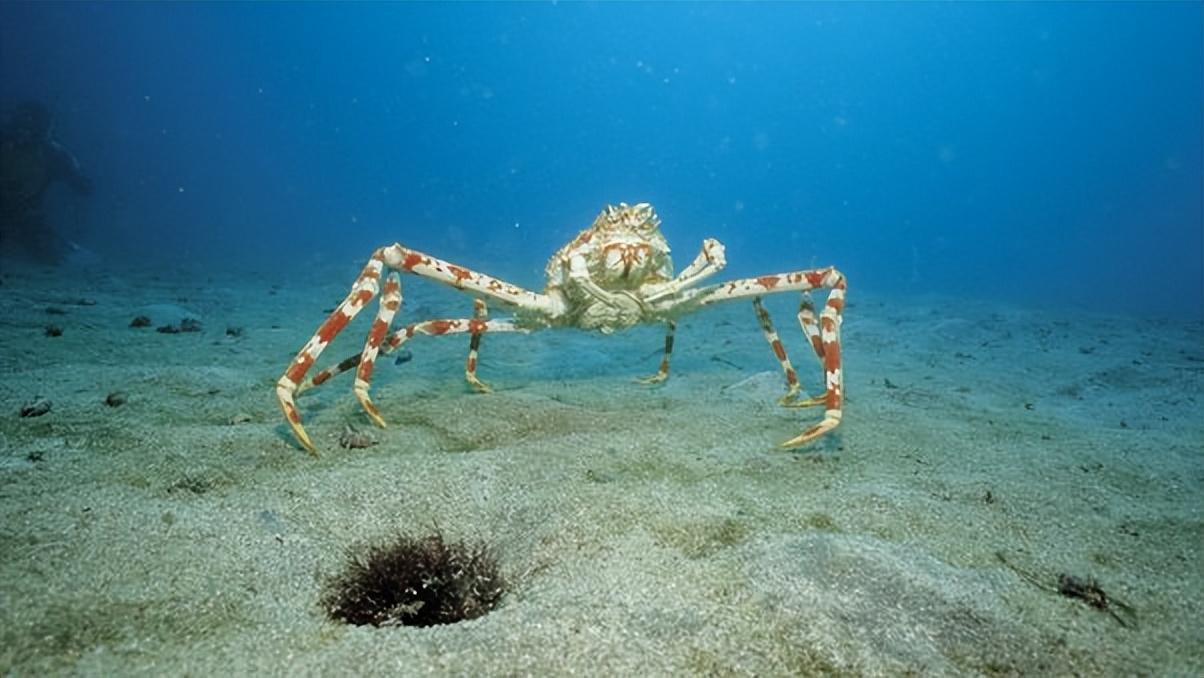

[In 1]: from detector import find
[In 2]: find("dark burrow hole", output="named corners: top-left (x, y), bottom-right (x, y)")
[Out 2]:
top-left (323, 531), bottom-right (505, 627)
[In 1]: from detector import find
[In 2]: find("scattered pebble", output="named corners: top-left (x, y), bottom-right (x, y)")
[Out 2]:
top-left (225, 326), bottom-right (244, 338)
top-left (20, 397), bottom-right (52, 418)
top-left (130, 316), bottom-right (152, 328)
top-left (155, 318), bottom-right (203, 334)
top-left (154, 317), bottom-right (203, 332)
top-left (105, 392), bottom-right (127, 407)
top-left (45, 306), bottom-right (67, 315)
top-left (394, 349), bottom-right (413, 365)
top-left (44, 325), bottom-right (63, 337)
top-left (228, 413), bottom-right (253, 425)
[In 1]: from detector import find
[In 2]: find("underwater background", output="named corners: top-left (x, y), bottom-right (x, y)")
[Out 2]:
top-left (2, 2), bottom-right (1203, 676)
top-left (2, 1), bottom-right (1200, 316)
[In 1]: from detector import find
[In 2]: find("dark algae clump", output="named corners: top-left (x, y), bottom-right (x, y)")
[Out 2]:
top-left (323, 531), bottom-right (505, 627)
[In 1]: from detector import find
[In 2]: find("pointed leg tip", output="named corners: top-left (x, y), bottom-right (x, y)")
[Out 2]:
top-left (466, 377), bottom-right (493, 393)
top-left (779, 436), bottom-right (809, 450)
top-left (780, 416), bottom-right (841, 449)
top-left (353, 386), bottom-right (388, 428)
top-left (277, 384), bottom-right (320, 456)
top-left (779, 426), bottom-right (829, 449)
top-left (779, 392), bottom-right (826, 409)
top-left (292, 426), bottom-right (319, 456)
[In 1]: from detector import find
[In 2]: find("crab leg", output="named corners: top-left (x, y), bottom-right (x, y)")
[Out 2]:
top-left (465, 298), bottom-right (491, 393)
top-left (752, 298), bottom-right (813, 406)
top-left (286, 313), bottom-right (524, 450)
top-left (797, 293), bottom-right (825, 362)
top-left (279, 244), bottom-right (554, 454)
top-left (631, 239), bottom-right (728, 386)
top-left (348, 316), bottom-right (522, 430)
top-left (302, 316), bottom-right (525, 392)
top-left (352, 273), bottom-right (403, 428)
top-left (788, 294), bottom-right (828, 408)
top-left (670, 267), bottom-right (847, 447)
top-left (276, 254), bottom-right (386, 455)
top-left (637, 320), bottom-right (676, 384)
top-left (377, 243), bottom-right (560, 315)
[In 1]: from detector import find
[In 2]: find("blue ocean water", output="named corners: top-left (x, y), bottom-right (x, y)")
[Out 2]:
top-left (2, 1), bottom-right (1201, 316)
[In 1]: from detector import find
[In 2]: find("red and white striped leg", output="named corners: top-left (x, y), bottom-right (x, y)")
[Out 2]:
top-left (300, 315), bottom-right (526, 392)
top-left (797, 293), bottom-right (825, 361)
top-left (300, 317), bottom-right (425, 393)
top-left (378, 243), bottom-right (559, 314)
top-left (353, 273), bottom-right (403, 428)
top-left (669, 267), bottom-right (847, 448)
top-left (781, 273), bottom-right (845, 447)
top-left (276, 254), bottom-right (385, 455)
top-left (751, 298), bottom-right (806, 405)
top-left (636, 320), bottom-right (676, 384)
top-left (784, 293), bottom-right (828, 408)
top-left (279, 243), bottom-right (555, 454)
top-left (465, 299), bottom-right (491, 393)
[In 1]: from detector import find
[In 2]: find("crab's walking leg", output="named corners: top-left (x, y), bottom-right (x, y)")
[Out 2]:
top-left (781, 273), bottom-right (845, 447)
top-left (637, 320), bottom-right (676, 384)
top-left (302, 317), bottom-right (527, 391)
top-left (276, 255), bottom-right (385, 454)
top-left (752, 298), bottom-right (806, 405)
top-left (634, 238), bottom-right (726, 385)
top-left (465, 299), bottom-right (491, 393)
top-left (279, 243), bottom-right (558, 454)
top-left (788, 294), bottom-right (828, 408)
top-left (352, 273), bottom-right (403, 428)
top-left (674, 267), bottom-right (847, 448)
top-left (301, 240), bottom-right (557, 398)
top-left (379, 243), bottom-right (560, 315)
top-left (797, 294), bottom-right (825, 362)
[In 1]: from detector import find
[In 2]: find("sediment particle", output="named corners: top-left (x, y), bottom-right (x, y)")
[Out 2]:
top-left (20, 397), bottom-right (52, 417)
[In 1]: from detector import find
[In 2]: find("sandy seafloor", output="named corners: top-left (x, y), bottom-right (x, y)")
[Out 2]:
top-left (0, 257), bottom-right (1201, 677)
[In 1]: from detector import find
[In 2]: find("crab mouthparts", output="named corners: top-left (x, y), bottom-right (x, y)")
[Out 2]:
top-left (607, 243), bottom-right (647, 274)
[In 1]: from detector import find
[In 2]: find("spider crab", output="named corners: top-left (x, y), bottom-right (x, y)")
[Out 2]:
top-left (276, 202), bottom-right (846, 455)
